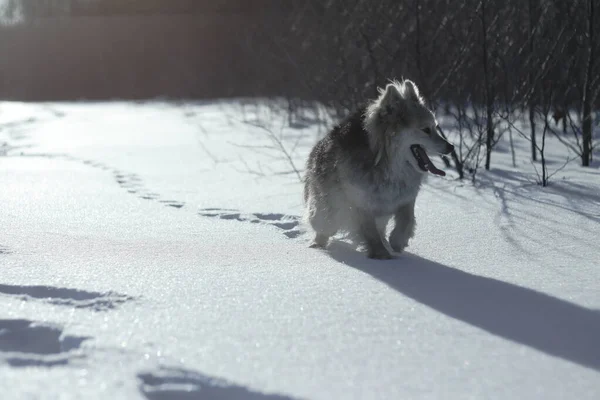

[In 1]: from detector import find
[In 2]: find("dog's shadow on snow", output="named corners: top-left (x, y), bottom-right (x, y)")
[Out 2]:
top-left (327, 241), bottom-right (600, 372)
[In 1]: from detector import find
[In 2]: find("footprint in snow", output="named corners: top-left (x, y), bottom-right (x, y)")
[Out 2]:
top-left (159, 200), bottom-right (185, 209)
top-left (13, 153), bottom-right (188, 211)
top-left (198, 208), bottom-right (304, 239)
top-left (0, 284), bottom-right (135, 312)
top-left (82, 159), bottom-right (110, 171)
top-left (0, 319), bottom-right (89, 367)
top-left (138, 366), bottom-right (300, 400)
top-left (110, 170), bottom-right (185, 208)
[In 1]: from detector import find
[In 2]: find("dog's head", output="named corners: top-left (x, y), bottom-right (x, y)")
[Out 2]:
top-left (364, 79), bottom-right (454, 176)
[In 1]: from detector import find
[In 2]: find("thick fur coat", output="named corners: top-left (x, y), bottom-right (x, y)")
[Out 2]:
top-left (303, 80), bottom-right (454, 259)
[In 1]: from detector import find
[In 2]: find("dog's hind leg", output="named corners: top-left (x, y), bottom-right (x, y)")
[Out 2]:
top-left (306, 194), bottom-right (338, 249)
top-left (389, 200), bottom-right (416, 253)
top-left (356, 209), bottom-right (393, 259)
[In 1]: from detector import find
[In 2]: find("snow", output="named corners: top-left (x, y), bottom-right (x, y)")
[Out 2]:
top-left (1, 100), bottom-right (599, 399)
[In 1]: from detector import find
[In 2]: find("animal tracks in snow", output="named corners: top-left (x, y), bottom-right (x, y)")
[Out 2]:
top-left (138, 366), bottom-right (301, 400)
top-left (0, 284), bottom-right (135, 312)
top-left (99, 159), bottom-right (303, 239)
top-left (11, 153), bottom-right (302, 239)
top-left (0, 319), bottom-right (89, 368)
top-left (6, 153), bottom-right (186, 211)
top-left (108, 169), bottom-right (185, 209)
top-left (198, 208), bottom-right (304, 239)
top-left (79, 158), bottom-right (186, 210)
top-left (0, 285), bottom-right (135, 368)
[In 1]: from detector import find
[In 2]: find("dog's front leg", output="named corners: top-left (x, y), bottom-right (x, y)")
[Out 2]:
top-left (356, 209), bottom-right (393, 259)
top-left (389, 200), bottom-right (416, 253)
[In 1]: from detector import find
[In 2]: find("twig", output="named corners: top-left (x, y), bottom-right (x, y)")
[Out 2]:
top-left (244, 121), bottom-right (303, 182)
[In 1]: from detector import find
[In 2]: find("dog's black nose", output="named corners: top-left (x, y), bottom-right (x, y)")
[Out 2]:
top-left (445, 143), bottom-right (455, 154)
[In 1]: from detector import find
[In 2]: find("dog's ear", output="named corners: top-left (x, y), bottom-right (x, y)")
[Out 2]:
top-left (379, 83), bottom-right (402, 106)
top-left (403, 80), bottom-right (424, 104)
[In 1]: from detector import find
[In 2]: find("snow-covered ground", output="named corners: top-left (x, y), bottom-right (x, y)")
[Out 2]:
top-left (1, 100), bottom-right (599, 399)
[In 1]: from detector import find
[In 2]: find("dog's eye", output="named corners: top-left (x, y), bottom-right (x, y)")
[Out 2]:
top-left (422, 127), bottom-right (432, 135)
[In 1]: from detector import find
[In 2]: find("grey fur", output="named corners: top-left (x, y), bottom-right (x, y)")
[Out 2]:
top-left (303, 79), bottom-right (454, 259)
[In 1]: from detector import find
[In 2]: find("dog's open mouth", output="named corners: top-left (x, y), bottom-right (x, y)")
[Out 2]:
top-left (410, 145), bottom-right (446, 176)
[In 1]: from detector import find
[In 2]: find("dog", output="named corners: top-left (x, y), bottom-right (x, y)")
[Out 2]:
top-left (303, 79), bottom-right (454, 259)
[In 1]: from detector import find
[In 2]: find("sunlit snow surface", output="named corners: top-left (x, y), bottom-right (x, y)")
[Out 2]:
top-left (1, 100), bottom-right (599, 399)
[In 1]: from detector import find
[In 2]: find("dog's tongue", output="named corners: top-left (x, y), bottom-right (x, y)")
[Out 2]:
top-left (415, 146), bottom-right (446, 177)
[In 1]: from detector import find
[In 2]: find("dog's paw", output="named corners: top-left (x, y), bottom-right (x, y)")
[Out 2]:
top-left (390, 241), bottom-right (408, 253)
top-left (309, 234), bottom-right (329, 249)
top-left (309, 241), bottom-right (327, 249)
